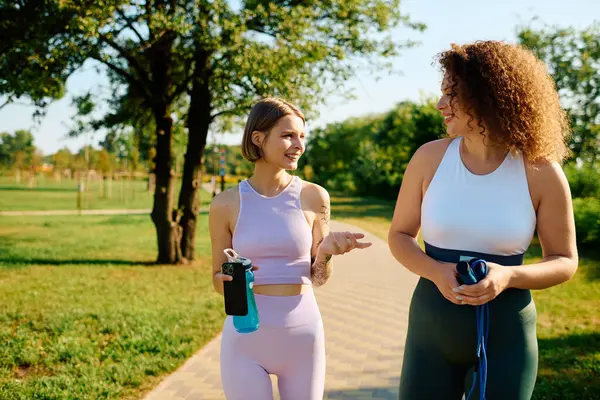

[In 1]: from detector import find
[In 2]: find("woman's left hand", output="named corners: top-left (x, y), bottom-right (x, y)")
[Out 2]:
top-left (318, 231), bottom-right (372, 256)
top-left (453, 262), bottom-right (513, 305)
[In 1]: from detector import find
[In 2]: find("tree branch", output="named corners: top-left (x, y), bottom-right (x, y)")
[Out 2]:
top-left (0, 96), bottom-right (14, 111)
top-left (97, 34), bottom-right (152, 88)
top-left (168, 56), bottom-right (195, 103)
top-left (210, 103), bottom-right (253, 120)
top-left (116, 8), bottom-right (146, 44)
top-left (89, 55), bottom-right (153, 103)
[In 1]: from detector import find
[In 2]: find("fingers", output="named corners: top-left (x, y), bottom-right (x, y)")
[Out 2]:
top-left (347, 231), bottom-right (358, 248)
top-left (456, 279), bottom-right (490, 296)
top-left (214, 272), bottom-right (233, 282)
top-left (251, 265), bottom-right (260, 271)
top-left (458, 293), bottom-right (492, 306)
top-left (443, 291), bottom-right (464, 305)
top-left (332, 231), bottom-right (372, 253)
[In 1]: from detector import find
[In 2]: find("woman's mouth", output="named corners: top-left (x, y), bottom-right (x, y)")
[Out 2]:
top-left (285, 154), bottom-right (300, 161)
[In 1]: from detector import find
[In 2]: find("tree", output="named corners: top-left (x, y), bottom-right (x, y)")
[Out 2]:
top-left (52, 147), bottom-right (74, 172)
top-left (2, 0), bottom-right (425, 263)
top-left (518, 22), bottom-right (600, 164)
top-left (303, 99), bottom-right (444, 198)
top-left (0, 130), bottom-right (36, 168)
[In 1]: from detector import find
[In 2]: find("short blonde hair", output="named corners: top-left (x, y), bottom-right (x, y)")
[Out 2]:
top-left (241, 98), bottom-right (305, 162)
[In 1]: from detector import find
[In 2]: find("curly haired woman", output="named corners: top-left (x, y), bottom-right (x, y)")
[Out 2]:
top-left (388, 41), bottom-right (578, 400)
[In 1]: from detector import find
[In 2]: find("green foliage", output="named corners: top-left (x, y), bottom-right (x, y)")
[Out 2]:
top-left (564, 162), bottom-right (600, 198)
top-left (573, 197), bottom-right (600, 249)
top-left (304, 99), bottom-right (445, 198)
top-left (0, 130), bottom-right (37, 169)
top-left (2, 0), bottom-right (424, 133)
top-left (518, 22), bottom-right (600, 164)
top-left (202, 144), bottom-right (253, 178)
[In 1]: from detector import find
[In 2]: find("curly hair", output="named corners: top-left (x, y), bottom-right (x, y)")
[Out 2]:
top-left (437, 41), bottom-right (571, 163)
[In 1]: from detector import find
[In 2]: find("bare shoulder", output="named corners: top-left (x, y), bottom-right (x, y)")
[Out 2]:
top-left (526, 160), bottom-right (570, 196)
top-left (301, 180), bottom-right (330, 211)
top-left (404, 138), bottom-right (453, 187)
top-left (411, 138), bottom-right (452, 166)
top-left (209, 185), bottom-right (240, 215)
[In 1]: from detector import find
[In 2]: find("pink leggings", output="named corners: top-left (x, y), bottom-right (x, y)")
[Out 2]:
top-left (220, 287), bottom-right (326, 400)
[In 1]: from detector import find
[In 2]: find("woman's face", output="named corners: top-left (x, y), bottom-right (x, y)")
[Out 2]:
top-left (436, 72), bottom-right (472, 138)
top-left (254, 114), bottom-right (306, 170)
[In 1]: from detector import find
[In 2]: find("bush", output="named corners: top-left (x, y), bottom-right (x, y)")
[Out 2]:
top-left (304, 99), bottom-right (445, 198)
top-left (573, 197), bottom-right (600, 248)
top-left (564, 163), bottom-right (600, 198)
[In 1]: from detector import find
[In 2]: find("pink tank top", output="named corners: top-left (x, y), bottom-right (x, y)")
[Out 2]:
top-left (232, 176), bottom-right (313, 285)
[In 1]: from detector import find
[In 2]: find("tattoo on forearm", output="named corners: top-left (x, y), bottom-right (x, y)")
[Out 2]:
top-left (311, 253), bottom-right (333, 286)
top-left (311, 238), bottom-right (324, 264)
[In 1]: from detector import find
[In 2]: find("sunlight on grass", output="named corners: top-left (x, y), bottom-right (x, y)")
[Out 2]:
top-left (0, 215), bottom-right (221, 399)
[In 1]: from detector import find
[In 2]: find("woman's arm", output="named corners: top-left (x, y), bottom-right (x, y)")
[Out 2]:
top-left (208, 189), bottom-right (236, 295)
top-left (388, 145), bottom-right (440, 281)
top-left (509, 162), bottom-right (578, 289)
top-left (457, 162), bottom-right (579, 305)
top-left (303, 182), bottom-right (372, 287)
top-left (388, 140), bottom-right (462, 304)
top-left (306, 183), bottom-right (334, 287)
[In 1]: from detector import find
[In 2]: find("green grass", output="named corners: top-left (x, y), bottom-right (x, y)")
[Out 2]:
top-left (0, 176), bottom-right (212, 211)
top-left (2, 190), bottom-right (597, 399)
top-left (331, 194), bottom-right (600, 400)
top-left (0, 214), bottom-right (223, 400)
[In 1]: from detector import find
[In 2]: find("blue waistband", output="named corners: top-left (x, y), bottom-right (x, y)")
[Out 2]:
top-left (424, 242), bottom-right (524, 266)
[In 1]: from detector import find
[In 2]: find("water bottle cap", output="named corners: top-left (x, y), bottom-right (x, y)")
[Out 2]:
top-left (223, 248), bottom-right (253, 268)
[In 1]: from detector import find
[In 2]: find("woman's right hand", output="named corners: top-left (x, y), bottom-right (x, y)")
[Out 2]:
top-left (430, 261), bottom-right (463, 305)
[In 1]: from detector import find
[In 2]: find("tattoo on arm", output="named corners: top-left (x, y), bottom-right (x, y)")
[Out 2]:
top-left (312, 200), bottom-right (332, 286)
top-left (311, 238), bottom-right (324, 264)
top-left (311, 251), bottom-right (333, 287)
top-left (320, 205), bottom-right (330, 225)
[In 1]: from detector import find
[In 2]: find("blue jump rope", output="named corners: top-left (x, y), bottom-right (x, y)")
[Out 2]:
top-left (456, 257), bottom-right (490, 400)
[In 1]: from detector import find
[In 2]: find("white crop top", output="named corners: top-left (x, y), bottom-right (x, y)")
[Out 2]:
top-left (421, 137), bottom-right (536, 256)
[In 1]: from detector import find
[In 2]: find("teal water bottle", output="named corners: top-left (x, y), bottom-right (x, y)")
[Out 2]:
top-left (223, 249), bottom-right (260, 334)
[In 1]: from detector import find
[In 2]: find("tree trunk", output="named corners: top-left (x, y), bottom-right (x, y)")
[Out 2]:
top-left (151, 113), bottom-right (183, 264)
top-left (148, 30), bottom-right (179, 264)
top-left (178, 48), bottom-right (212, 261)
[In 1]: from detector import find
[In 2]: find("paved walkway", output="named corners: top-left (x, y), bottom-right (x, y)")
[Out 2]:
top-left (143, 220), bottom-right (419, 400)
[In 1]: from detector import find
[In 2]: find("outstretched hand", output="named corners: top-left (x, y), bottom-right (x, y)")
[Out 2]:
top-left (318, 231), bottom-right (372, 256)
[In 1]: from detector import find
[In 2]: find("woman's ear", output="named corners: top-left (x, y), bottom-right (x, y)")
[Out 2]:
top-left (252, 131), bottom-right (264, 148)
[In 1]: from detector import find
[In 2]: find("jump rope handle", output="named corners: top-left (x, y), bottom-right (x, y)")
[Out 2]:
top-left (456, 258), bottom-right (488, 285)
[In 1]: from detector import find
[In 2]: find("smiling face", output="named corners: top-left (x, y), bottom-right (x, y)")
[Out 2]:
top-left (253, 114), bottom-right (306, 170)
top-left (436, 72), bottom-right (473, 138)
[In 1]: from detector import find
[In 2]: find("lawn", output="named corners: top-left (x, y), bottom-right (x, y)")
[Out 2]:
top-left (0, 176), bottom-right (212, 211)
top-left (0, 213), bottom-right (222, 400)
top-left (331, 194), bottom-right (600, 400)
top-left (1, 190), bottom-right (597, 400)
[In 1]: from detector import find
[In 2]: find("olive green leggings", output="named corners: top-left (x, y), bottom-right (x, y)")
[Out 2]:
top-left (399, 277), bottom-right (538, 400)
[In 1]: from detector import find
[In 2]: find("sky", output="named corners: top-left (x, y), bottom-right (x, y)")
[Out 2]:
top-left (1, 0), bottom-right (599, 155)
